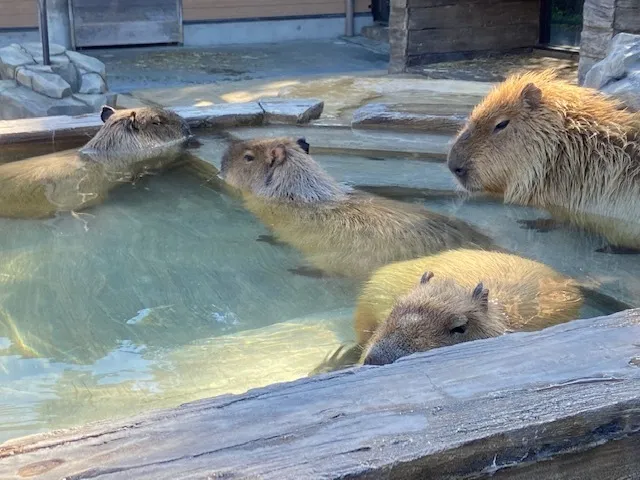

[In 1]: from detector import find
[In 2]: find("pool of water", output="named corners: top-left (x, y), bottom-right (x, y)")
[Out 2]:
top-left (0, 129), bottom-right (638, 442)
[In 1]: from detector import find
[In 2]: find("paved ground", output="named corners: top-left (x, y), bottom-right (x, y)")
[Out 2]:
top-left (91, 39), bottom-right (389, 93)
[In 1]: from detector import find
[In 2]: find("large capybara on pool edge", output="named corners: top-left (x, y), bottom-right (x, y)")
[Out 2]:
top-left (0, 106), bottom-right (198, 219)
top-left (219, 136), bottom-right (497, 279)
top-left (447, 69), bottom-right (640, 253)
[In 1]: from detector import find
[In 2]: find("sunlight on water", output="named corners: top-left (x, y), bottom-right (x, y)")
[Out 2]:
top-left (0, 134), bottom-right (638, 443)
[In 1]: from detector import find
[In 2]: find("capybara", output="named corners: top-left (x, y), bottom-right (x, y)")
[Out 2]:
top-left (310, 249), bottom-right (583, 372)
top-left (447, 69), bottom-right (640, 253)
top-left (220, 136), bottom-right (495, 279)
top-left (0, 106), bottom-right (198, 219)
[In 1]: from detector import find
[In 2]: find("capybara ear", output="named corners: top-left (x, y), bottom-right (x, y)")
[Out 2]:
top-left (420, 271), bottom-right (434, 284)
top-left (269, 145), bottom-right (287, 167)
top-left (128, 111), bottom-right (139, 131)
top-left (521, 83), bottom-right (542, 110)
top-left (472, 282), bottom-right (489, 309)
top-left (296, 137), bottom-right (310, 154)
top-left (100, 105), bottom-right (116, 123)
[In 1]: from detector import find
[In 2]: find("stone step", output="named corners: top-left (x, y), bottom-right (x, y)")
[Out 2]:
top-left (361, 23), bottom-right (389, 43)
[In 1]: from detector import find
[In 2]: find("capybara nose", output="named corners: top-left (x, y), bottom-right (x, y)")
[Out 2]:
top-left (363, 353), bottom-right (382, 366)
top-left (452, 166), bottom-right (468, 178)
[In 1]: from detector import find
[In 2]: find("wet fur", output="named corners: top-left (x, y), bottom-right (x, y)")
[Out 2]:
top-left (356, 249), bottom-right (583, 364)
top-left (0, 106), bottom-right (194, 219)
top-left (220, 137), bottom-right (496, 279)
top-left (448, 69), bottom-right (640, 250)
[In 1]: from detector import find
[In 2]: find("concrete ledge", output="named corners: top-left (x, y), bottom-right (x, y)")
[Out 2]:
top-left (352, 103), bottom-right (466, 134)
top-left (1, 309), bottom-right (639, 479)
top-left (0, 100), bottom-right (324, 146)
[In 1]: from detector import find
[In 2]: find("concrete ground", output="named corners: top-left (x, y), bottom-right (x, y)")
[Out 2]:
top-left (92, 39), bottom-right (389, 93)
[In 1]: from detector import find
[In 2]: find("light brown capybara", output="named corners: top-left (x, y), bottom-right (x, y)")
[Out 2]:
top-left (310, 249), bottom-right (584, 371)
top-left (0, 106), bottom-right (199, 219)
top-left (447, 69), bottom-right (640, 254)
top-left (220, 136), bottom-right (496, 279)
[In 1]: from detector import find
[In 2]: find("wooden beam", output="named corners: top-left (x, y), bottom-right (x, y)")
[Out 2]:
top-left (1, 309), bottom-right (639, 479)
top-left (0, 100), bottom-right (324, 147)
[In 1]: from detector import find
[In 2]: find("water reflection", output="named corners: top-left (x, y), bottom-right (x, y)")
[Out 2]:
top-left (0, 145), bottom-right (637, 443)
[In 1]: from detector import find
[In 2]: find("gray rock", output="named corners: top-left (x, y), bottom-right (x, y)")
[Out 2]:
top-left (583, 33), bottom-right (640, 110)
top-left (22, 41), bottom-right (66, 57)
top-left (79, 72), bottom-right (107, 94)
top-left (352, 103), bottom-right (466, 134)
top-left (0, 44), bottom-right (35, 79)
top-left (15, 66), bottom-right (72, 99)
top-left (48, 54), bottom-right (79, 92)
top-left (602, 72), bottom-right (640, 111)
top-left (258, 98), bottom-right (324, 124)
top-left (73, 92), bottom-right (117, 111)
top-left (0, 84), bottom-right (93, 119)
top-left (66, 50), bottom-right (106, 78)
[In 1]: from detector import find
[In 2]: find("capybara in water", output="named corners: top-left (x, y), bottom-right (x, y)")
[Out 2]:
top-left (310, 249), bottom-right (583, 372)
top-left (0, 106), bottom-right (198, 219)
top-left (447, 69), bottom-right (640, 253)
top-left (219, 136), bottom-right (495, 279)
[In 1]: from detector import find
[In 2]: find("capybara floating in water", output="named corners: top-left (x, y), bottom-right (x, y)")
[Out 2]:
top-left (0, 106), bottom-right (199, 219)
top-left (220, 136), bottom-right (495, 279)
top-left (447, 69), bottom-right (640, 254)
top-left (311, 249), bottom-right (583, 371)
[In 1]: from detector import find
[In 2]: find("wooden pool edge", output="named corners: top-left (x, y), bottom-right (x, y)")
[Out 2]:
top-left (0, 99), bottom-right (325, 146)
top-left (1, 309), bottom-right (639, 480)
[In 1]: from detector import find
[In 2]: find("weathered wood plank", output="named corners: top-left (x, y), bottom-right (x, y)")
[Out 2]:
top-left (407, 1), bottom-right (539, 30)
top-left (0, 100), bottom-right (323, 147)
top-left (408, 24), bottom-right (540, 54)
top-left (614, 7), bottom-right (640, 32)
top-left (0, 310), bottom-right (639, 480)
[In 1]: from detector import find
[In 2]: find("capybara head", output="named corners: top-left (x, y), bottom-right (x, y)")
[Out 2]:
top-left (85, 106), bottom-right (199, 155)
top-left (220, 136), bottom-right (344, 202)
top-left (447, 69), bottom-right (635, 197)
top-left (362, 271), bottom-right (503, 366)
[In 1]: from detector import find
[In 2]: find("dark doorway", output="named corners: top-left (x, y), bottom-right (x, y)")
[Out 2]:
top-left (540, 0), bottom-right (584, 47)
top-left (371, 0), bottom-right (390, 24)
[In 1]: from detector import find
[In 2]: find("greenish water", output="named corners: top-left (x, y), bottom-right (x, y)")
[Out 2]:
top-left (0, 134), bottom-right (637, 443)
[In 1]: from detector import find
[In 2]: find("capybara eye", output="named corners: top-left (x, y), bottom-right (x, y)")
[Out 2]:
top-left (494, 120), bottom-right (510, 132)
top-left (244, 154), bottom-right (255, 162)
top-left (450, 325), bottom-right (467, 335)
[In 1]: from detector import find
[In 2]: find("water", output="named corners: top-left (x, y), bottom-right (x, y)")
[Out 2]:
top-left (0, 132), bottom-right (638, 442)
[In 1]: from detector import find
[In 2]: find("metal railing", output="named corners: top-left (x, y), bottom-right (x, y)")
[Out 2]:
top-left (38, 0), bottom-right (51, 65)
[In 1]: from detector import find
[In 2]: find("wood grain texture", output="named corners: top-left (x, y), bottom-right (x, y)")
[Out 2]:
top-left (1, 309), bottom-right (639, 479)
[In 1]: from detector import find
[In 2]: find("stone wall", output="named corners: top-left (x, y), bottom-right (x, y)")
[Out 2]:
top-left (0, 42), bottom-right (114, 120)
top-left (579, 0), bottom-right (640, 83)
top-left (389, 0), bottom-right (540, 73)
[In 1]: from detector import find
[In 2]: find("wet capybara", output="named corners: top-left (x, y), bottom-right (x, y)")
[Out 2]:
top-left (310, 249), bottom-right (583, 372)
top-left (447, 69), bottom-right (640, 253)
top-left (0, 106), bottom-right (198, 219)
top-left (220, 136), bottom-right (495, 279)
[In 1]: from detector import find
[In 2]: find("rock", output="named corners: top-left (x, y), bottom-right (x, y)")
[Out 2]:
top-left (602, 72), bottom-right (640, 111)
top-left (49, 54), bottom-right (79, 92)
top-left (16, 66), bottom-right (72, 99)
top-left (66, 50), bottom-right (106, 79)
top-left (22, 41), bottom-right (66, 58)
top-left (79, 72), bottom-right (107, 94)
top-left (352, 103), bottom-right (466, 134)
top-left (258, 98), bottom-right (324, 124)
top-left (73, 92), bottom-right (117, 111)
top-left (583, 33), bottom-right (640, 110)
top-left (0, 84), bottom-right (93, 119)
top-left (0, 44), bottom-right (35, 79)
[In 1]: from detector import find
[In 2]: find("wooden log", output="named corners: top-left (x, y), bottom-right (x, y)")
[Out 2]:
top-left (0, 100), bottom-right (324, 147)
top-left (1, 309), bottom-right (639, 479)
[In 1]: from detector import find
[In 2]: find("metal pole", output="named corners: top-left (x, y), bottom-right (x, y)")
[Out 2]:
top-left (38, 0), bottom-right (51, 65)
top-left (345, 0), bottom-right (354, 36)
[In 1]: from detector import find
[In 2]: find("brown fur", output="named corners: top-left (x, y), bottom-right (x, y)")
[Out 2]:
top-left (0, 106), bottom-right (195, 219)
top-left (447, 69), bottom-right (640, 249)
top-left (356, 249), bottom-right (583, 365)
top-left (220, 137), bottom-right (496, 279)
